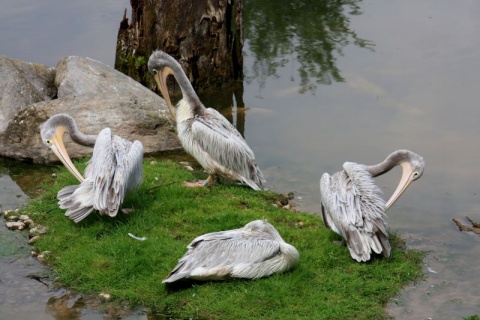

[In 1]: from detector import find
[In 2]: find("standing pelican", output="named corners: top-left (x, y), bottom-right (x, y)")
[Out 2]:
top-left (147, 50), bottom-right (265, 190)
top-left (163, 220), bottom-right (299, 283)
top-left (319, 149), bottom-right (425, 262)
top-left (40, 113), bottom-right (144, 223)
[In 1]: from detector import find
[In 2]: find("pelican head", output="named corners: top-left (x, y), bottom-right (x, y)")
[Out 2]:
top-left (40, 115), bottom-right (85, 183)
top-left (385, 150), bottom-right (425, 209)
top-left (244, 219), bottom-right (285, 242)
top-left (148, 50), bottom-right (179, 123)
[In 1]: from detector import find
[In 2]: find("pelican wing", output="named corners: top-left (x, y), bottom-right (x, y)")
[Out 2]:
top-left (62, 129), bottom-right (143, 222)
top-left (122, 140), bottom-right (144, 195)
top-left (90, 131), bottom-right (143, 217)
top-left (189, 108), bottom-right (265, 189)
top-left (320, 162), bottom-right (390, 262)
top-left (163, 228), bottom-right (283, 283)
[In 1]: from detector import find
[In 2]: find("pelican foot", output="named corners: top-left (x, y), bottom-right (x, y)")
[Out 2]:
top-left (184, 180), bottom-right (209, 187)
top-left (184, 178), bottom-right (219, 188)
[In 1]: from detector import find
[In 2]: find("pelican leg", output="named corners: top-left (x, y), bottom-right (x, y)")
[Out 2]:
top-left (184, 180), bottom-right (205, 187)
top-left (203, 175), bottom-right (220, 186)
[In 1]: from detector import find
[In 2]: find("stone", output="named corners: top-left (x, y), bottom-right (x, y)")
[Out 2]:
top-left (30, 225), bottom-right (48, 234)
top-left (3, 209), bottom-right (18, 218)
top-left (56, 56), bottom-right (155, 99)
top-left (23, 219), bottom-right (35, 227)
top-left (0, 55), bottom-right (56, 134)
top-left (0, 55), bottom-right (181, 162)
top-left (99, 293), bottom-right (111, 301)
top-left (19, 214), bottom-right (30, 221)
top-left (28, 235), bottom-right (42, 244)
top-left (6, 221), bottom-right (25, 230)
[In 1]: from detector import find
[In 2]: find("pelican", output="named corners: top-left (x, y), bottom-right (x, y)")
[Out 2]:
top-left (40, 113), bottom-right (144, 223)
top-left (319, 149), bottom-right (425, 262)
top-left (147, 50), bottom-right (266, 190)
top-left (162, 220), bottom-right (299, 283)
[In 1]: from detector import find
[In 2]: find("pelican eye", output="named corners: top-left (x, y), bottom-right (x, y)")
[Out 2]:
top-left (45, 139), bottom-right (52, 145)
top-left (152, 69), bottom-right (158, 75)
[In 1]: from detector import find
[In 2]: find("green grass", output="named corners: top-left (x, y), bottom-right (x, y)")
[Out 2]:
top-left (22, 158), bottom-right (424, 319)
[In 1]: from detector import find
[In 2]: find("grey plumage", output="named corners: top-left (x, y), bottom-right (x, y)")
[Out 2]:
top-left (40, 114), bottom-right (144, 223)
top-left (148, 50), bottom-right (265, 190)
top-left (163, 220), bottom-right (300, 283)
top-left (320, 149), bottom-right (425, 262)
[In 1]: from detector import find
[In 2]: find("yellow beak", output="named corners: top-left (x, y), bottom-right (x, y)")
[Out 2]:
top-left (385, 162), bottom-right (414, 210)
top-left (153, 67), bottom-right (176, 124)
top-left (49, 126), bottom-right (85, 183)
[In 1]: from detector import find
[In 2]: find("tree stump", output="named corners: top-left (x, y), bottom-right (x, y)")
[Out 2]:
top-left (115, 0), bottom-right (243, 94)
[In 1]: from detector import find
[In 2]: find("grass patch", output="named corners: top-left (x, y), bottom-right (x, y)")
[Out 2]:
top-left (22, 158), bottom-right (424, 319)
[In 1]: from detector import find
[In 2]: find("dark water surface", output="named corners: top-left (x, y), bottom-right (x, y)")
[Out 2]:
top-left (1, 0), bottom-right (480, 319)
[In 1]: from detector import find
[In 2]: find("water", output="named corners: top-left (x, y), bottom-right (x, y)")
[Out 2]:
top-left (1, 0), bottom-right (480, 319)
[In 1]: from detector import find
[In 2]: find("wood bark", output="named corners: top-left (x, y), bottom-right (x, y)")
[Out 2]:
top-left (452, 216), bottom-right (480, 234)
top-left (115, 0), bottom-right (243, 94)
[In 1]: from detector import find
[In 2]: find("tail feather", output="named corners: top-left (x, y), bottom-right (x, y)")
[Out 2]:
top-left (162, 272), bottom-right (190, 283)
top-left (378, 232), bottom-right (391, 259)
top-left (241, 177), bottom-right (263, 191)
top-left (65, 205), bottom-right (95, 223)
top-left (57, 185), bottom-right (79, 201)
top-left (57, 181), bottom-right (96, 223)
top-left (346, 229), bottom-right (371, 262)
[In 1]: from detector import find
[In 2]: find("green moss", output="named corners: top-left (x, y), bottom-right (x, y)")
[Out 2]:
top-left (134, 56), bottom-right (147, 69)
top-left (22, 159), bottom-right (424, 319)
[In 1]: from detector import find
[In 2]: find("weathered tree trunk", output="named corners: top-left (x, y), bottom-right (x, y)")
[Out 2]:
top-left (453, 216), bottom-right (480, 234)
top-left (115, 0), bottom-right (243, 94)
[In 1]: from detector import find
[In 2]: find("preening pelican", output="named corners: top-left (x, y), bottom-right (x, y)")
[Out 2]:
top-left (319, 149), bottom-right (425, 262)
top-left (163, 220), bottom-right (299, 283)
top-left (147, 50), bottom-right (265, 190)
top-left (40, 114), bottom-right (144, 223)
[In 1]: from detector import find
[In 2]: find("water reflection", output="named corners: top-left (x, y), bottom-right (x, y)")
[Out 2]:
top-left (0, 158), bottom-right (56, 200)
top-left (244, 0), bottom-right (374, 93)
top-left (199, 87), bottom-right (247, 137)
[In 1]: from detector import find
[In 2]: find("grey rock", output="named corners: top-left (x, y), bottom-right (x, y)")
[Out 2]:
top-left (55, 56), bottom-right (158, 101)
top-left (0, 56), bottom-right (56, 134)
top-left (0, 55), bottom-right (180, 162)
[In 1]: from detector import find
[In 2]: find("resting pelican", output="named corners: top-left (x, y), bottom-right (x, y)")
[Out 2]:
top-left (147, 50), bottom-right (265, 190)
top-left (162, 220), bottom-right (299, 283)
top-left (40, 113), bottom-right (144, 223)
top-left (319, 149), bottom-right (425, 262)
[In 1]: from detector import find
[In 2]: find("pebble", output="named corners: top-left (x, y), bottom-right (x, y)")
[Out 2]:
top-left (179, 161), bottom-right (194, 171)
top-left (28, 235), bottom-right (42, 244)
top-left (2, 209), bottom-right (47, 257)
top-left (19, 214), bottom-right (30, 221)
top-left (24, 219), bottom-right (35, 227)
top-left (30, 225), bottom-right (48, 234)
top-left (99, 293), bottom-right (111, 301)
top-left (6, 221), bottom-right (25, 230)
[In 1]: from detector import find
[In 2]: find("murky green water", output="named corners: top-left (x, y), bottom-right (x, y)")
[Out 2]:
top-left (1, 0), bottom-right (480, 319)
